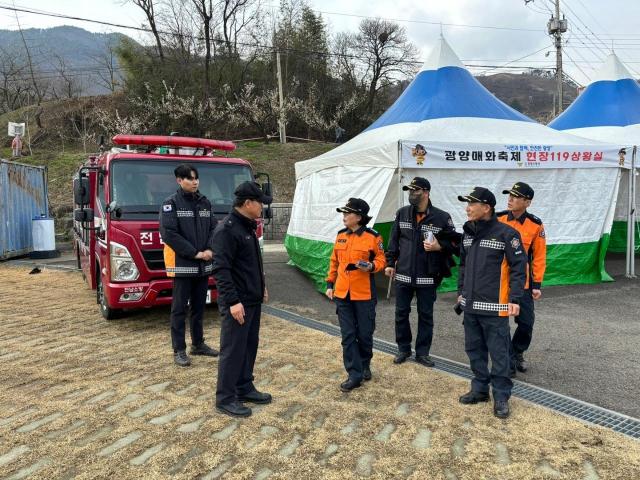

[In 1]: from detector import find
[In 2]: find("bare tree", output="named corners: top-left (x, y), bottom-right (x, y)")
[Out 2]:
top-left (130, 0), bottom-right (165, 61)
top-left (0, 46), bottom-right (30, 113)
top-left (354, 18), bottom-right (418, 113)
top-left (51, 54), bottom-right (84, 99)
top-left (158, 1), bottom-right (199, 63)
top-left (92, 39), bottom-right (122, 93)
top-left (192, 0), bottom-right (214, 97)
top-left (14, 10), bottom-right (44, 107)
top-left (219, 0), bottom-right (257, 57)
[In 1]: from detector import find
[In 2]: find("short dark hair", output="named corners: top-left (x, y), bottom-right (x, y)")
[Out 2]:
top-left (174, 164), bottom-right (198, 179)
top-left (233, 197), bottom-right (249, 208)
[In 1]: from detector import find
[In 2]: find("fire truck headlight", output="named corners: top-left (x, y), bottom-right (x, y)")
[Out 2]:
top-left (110, 241), bottom-right (140, 281)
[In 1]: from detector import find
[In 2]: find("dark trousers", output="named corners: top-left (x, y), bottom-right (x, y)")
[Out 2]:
top-left (463, 312), bottom-right (513, 402)
top-left (511, 289), bottom-right (535, 355)
top-left (216, 304), bottom-right (261, 406)
top-left (395, 283), bottom-right (437, 356)
top-left (170, 276), bottom-right (208, 352)
top-left (335, 296), bottom-right (376, 382)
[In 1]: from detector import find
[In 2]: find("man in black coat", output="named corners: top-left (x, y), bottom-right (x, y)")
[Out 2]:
top-left (160, 164), bottom-right (219, 367)
top-left (385, 177), bottom-right (460, 367)
top-left (212, 181), bottom-right (272, 418)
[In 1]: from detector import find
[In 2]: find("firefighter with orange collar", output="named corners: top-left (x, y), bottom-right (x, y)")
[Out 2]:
top-left (326, 198), bottom-right (386, 392)
top-left (498, 182), bottom-right (547, 376)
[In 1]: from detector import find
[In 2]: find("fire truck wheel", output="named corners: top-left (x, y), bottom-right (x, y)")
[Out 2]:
top-left (97, 273), bottom-right (121, 320)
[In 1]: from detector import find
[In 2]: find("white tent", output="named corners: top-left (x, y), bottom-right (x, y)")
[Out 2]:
top-left (549, 53), bottom-right (639, 255)
top-left (286, 37), bottom-right (624, 290)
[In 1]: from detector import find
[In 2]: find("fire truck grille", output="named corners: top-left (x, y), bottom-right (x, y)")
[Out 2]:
top-left (141, 249), bottom-right (165, 271)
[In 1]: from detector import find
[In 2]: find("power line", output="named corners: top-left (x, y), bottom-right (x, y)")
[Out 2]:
top-left (0, 3), bottom-right (548, 35)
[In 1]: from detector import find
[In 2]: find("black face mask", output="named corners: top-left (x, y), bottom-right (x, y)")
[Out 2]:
top-left (408, 191), bottom-right (423, 206)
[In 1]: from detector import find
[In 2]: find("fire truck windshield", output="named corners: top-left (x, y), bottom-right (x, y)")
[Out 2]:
top-left (110, 160), bottom-right (254, 219)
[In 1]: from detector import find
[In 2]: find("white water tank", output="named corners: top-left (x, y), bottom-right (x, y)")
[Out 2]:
top-left (30, 216), bottom-right (59, 258)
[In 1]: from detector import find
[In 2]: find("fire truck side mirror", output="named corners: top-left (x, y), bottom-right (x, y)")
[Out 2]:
top-left (261, 181), bottom-right (273, 201)
top-left (74, 208), bottom-right (94, 223)
top-left (73, 177), bottom-right (90, 205)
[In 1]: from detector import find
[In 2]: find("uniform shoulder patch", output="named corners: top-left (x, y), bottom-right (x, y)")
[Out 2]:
top-left (365, 227), bottom-right (380, 237)
top-left (511, 237), bottom-right (521, 249)
top-left (163, 204), bottom-right (172, 212)
top-left (526, 212), bottom-right (543, 225)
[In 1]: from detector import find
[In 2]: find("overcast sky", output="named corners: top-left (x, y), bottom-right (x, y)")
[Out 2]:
top-left (3, 0), bottom-right (640, 85)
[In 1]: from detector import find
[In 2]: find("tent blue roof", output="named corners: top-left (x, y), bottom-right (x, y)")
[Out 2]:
top-left (365, 37), bottom-right (533, 132)
top-left (549, 53), bottom-right (640, 130)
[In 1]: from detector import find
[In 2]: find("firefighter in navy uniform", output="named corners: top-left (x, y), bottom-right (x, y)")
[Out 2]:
top-left (384, 177), bottom-right (460, 367)
top-left (325, 198), bottom-right (386, 392)
top-left (212, 181), bottom-right (272, 418)
top-left (159, 164), bottom-right (219, 367)
top-left (498, 182), bottom-right (546, 376)
top-left (457, 187), bottom-right (527, 419)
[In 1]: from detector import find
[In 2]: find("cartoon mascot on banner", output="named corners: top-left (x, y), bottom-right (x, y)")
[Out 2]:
top-left (411, 144), bottom-right (427, 166)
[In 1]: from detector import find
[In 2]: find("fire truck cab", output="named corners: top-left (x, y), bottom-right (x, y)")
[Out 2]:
top-left (73, 134), bottom-right (272, 319)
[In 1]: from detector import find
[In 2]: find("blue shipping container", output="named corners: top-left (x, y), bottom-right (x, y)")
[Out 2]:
top-left (0, 159), bottom-right (48, 260)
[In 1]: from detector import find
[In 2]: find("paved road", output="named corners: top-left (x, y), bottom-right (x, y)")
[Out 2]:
top-left (266, 247), bottom-right (640, 419)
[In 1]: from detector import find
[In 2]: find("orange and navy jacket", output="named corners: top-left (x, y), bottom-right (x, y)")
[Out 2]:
top-left (326, 226), bottom-right (386, 301)
top-left (458, 216), bottom-right (527, 317)
top-left (497, 210), bottom-right (546, 290)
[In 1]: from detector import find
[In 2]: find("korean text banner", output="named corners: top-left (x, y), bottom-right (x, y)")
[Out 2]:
top-left (400, 141), bottom-right (628, 169)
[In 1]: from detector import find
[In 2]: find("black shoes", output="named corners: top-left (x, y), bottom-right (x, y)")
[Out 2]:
top-left (191, 342), bottom-right (219, 357)
top-left (515, 352), bottom-right (528, 372)
top-left (340, 378), bottom-right (362, 392)
top-left (459, 391), bottom-right (510, 418)
top-left (393, 351), bottom-right (411, 364)
top-left (174, 350), bottom-right (191, 367)
top-left (238, 390), bottom-right (272, 404)
top-left (363, 367), bottom-right (372, 381)
top-left (458, 390), bottom-right (490, 404)
top-left (175, 343), bottom-right (218, 365)
top-left (216, 401), bottom-right (252, 418)
top-left (494, 400), bottom-right (510, 419)
top-left (415, 355), bottom-right (435, 367)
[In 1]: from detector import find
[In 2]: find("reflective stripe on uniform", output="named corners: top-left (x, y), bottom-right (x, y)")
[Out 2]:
top-left (472, 301), bottom-right (509, 312)
top-left (479, 239), bottom-right (505, 250)
top-left (395, 273), bottom-right (412, 283)
top-left (421, 225), bottom-right (442, 234)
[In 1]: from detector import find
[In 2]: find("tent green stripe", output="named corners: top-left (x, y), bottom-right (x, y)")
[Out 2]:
top-left (285, 226), bottom-right (614, 293)
top-left (608, 220), bottom-right (640, 254)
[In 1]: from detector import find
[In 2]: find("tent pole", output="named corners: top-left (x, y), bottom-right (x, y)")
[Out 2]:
top-left (397, 141), bottom-right (404, 209)
top-left (632, 146), bottom-right (637, 278)
top-left (626, 152), bottom-right (632, 278)
top-left (626, 146), bottom-right (636, 278)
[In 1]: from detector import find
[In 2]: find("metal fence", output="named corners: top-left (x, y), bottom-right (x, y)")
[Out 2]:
top-left (264, 203), bottom-right (292, 241)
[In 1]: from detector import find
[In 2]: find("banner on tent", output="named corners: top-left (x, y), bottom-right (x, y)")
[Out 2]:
top-left (400, 141), bottom-right (627, 169)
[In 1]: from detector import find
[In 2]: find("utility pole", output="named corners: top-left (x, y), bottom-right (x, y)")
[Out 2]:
top-left (547, 1), bottom-right (568, 113)
top-left (276, 51), bottom-right (287, 144)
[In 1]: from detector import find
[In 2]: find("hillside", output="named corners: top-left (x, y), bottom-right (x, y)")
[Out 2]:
top-left (477, 72), bottom-right (579, 123)
top-left (0, 26), bottom-right (129, 96)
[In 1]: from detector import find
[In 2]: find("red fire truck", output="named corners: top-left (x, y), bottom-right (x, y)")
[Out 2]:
top-left (73, 134), bottom-right (272, 319)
